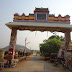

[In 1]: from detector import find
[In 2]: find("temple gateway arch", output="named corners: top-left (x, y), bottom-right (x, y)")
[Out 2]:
top-left (6, 8), bottom-right (72, 66)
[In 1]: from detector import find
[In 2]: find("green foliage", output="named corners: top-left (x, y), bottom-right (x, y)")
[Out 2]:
top-left (40, 38), bottom-right (61, 57)
top-left (48, 35), bottom-right (60, 40)
top-left (44, 35), bottom-right (64, 42)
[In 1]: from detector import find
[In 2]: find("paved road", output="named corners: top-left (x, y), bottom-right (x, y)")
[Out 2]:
top-left (2, 53), bottom-right (71, 72)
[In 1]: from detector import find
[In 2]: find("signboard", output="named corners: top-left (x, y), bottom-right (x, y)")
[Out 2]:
top-left (37, 13), bottom-right (46, 20)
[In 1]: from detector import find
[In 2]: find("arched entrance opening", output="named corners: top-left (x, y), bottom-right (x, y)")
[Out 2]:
top-left (5, 7), bottom-right (72, 67)
top-left (17, 30), bottom-right (64, 50)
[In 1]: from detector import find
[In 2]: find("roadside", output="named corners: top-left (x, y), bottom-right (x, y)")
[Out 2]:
top-left (0, 53), bottom-right (71, 72)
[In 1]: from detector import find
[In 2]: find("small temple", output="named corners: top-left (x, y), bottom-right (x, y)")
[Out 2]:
top-left (13, 8), bottom-right (70, 24)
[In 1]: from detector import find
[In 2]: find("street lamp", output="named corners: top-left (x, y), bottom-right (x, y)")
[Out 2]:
top-left (24, 37), bottom-right (30, 53)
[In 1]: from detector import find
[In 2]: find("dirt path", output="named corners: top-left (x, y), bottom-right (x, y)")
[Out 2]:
top-left (1, 53), bottom-right (71, 72)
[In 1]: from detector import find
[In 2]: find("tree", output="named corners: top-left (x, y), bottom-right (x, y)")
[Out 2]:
top-left (48, 35), bottom-right (60, 40)
top-left (46, 38), bottom-right (61, 53)
top-left (40, 38), bottom-right (61, 57)
top-left (59, 36), bottom-right (65, 42)
top-left (40, 35), bottom-right (64, 57)
top-left (43, 35), bottom-right (64, 43)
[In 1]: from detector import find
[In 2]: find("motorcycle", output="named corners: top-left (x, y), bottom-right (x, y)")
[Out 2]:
top-left (55, 61), bottom-right (58, 65)
top-left (54, 57), bottom-right (58, 66)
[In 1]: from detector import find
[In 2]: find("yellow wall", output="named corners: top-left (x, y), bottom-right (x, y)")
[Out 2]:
top-left (54, 17), bottom-right (58, 20)
top-left (29, 16), bottom-right (34, 19)
top-left (25, 16), bottom-right (29, 19)
top-left (49, 17), bottom-right (54, 19)
top-left (49, 17), bottom-right (54, 21)
top-left (18, 16), bottom-right (22, 20)
top-left (13, 15), bottom-right (70, 22)
top-left (62, 18), bottom-right (65, 22)
top-left (14, 16), bottom-right (18, 20)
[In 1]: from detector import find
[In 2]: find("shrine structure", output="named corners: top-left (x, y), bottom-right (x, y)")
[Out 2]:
top-left (5, 8), bottom-right (72, 67)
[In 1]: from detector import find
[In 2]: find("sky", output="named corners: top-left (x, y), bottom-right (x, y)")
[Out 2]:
top-left (0, 0), bottom-right (72, 50)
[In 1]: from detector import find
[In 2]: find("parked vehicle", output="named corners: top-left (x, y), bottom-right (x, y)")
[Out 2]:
top-left (50, 53), bottom-right (57, 62)
top-left (44, 53), bottom-right (50, 60)
top-left (54, 57), bottom-right (58, 66)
